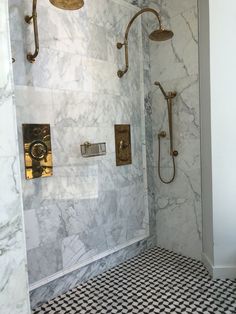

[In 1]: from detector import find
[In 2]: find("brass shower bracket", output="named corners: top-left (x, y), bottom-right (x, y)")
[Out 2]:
top-left (117, 8), bottom-right (173, 78)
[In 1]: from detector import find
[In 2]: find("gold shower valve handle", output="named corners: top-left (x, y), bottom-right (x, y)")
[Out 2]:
top-left (119, 140), bottom-right (129, 150)
top-left (29, 141), bottom-right (48, 161)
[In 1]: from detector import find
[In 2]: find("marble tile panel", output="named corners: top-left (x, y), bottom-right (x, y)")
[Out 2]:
top-left (24, 209), bottom-right (40, 250)
top-left (149, 0), bottom-right (197, 18)
top-left (14, 86), bottom-right (54, 126)
top-left (150, 6), bottom-right (198, 82)
top-left (35, 203), bottom-right (68, 246)
top-left (52, 90), bottom-right (142, 128)
top-left (22, 165), bottom-right (99, 210)
top-left (98, 153), bottom-right (144, 192)
top-left (156, 198), bottom-right (202, 259)
top-left (117, 183), bottom-right (148, 232)
top-left (27, 241), bottom-right (63, 284)
top-left (62, 234), bottom-right (99, 269)
top-left (0, 157), bottom-right (22, 219)
top-left (60, 198), bottom-right (98, 237)
top-left (0, 99), bottom-right (18, 156)
top-left (95, 191), bottom-right (118, 226)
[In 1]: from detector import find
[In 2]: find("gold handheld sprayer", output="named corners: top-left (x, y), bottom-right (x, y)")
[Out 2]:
top-left (155, 81), bottom-right (178, 184)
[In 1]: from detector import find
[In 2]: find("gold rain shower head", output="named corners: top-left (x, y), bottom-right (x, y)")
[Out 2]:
top-left (25, 0), bottom-right (85, 63)
top-left (117, 8), bottom-right (174, 78)
top-left (149, 29), bottom-right (174, 42)
top-left (49, 0), bottom-right (84, 10)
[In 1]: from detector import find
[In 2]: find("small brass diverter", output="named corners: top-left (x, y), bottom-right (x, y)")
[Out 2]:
top-left (22, 124), bottom-right (53, 180)
top-left (114, 124), bottom-right (132, 166)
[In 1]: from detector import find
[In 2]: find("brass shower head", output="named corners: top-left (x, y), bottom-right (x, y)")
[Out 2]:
top-left (117, 8), bottom-right (174, 78)
top-left (149, 29), bottom-right (174, 42)
top-left (49, 0), bottom-right (84, 10)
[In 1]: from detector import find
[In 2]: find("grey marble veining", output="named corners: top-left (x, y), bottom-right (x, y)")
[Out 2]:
top-left (0, 1), bottom-right (30, 313)
top-left (149, 0), bottom-right (202, 260)
top-left (9, 0), bottom-right (156, 308)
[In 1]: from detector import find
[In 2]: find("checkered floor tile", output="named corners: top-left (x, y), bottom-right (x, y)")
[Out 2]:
top-left (33, 247), bottom-right (236, 313)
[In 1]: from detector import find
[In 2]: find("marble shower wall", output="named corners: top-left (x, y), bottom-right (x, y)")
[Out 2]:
top-left (9, 0), bottom-right (155, 307)
top-left (0, 1), bottom-right (30, 313)
top-left (149, 0), bottom-right (202, 259)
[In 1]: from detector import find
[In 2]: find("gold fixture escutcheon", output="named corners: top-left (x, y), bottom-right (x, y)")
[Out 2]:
top-left (22, 124), bottom-right (53, 180)
top-left (115, 125), bottom-right (132, 166)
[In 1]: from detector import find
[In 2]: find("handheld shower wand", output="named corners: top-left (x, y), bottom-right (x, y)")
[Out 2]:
top-left (154, 81), bottom-right (178, 184)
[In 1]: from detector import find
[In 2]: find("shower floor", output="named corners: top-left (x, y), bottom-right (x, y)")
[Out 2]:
top-left (33, 247), bottom-right (236, 314)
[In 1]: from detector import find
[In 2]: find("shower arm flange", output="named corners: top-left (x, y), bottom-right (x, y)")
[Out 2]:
top-left (117, 8), bottom-right (162, 78)
top-left (25, 0), bottom-right (39, 63)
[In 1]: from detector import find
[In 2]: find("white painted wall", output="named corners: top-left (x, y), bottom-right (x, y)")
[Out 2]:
top-left (199, 0), bottom-right (236, 279)
top-left (198, 0), bottom-right (214, 271)
top-left (210, 0), bottom-right (236, 276)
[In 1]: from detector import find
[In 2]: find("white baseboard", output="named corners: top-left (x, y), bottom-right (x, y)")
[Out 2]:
top-left (202, 252), bottom-right (213, 276)
top-left (202, 252), bottom-right (236, 280)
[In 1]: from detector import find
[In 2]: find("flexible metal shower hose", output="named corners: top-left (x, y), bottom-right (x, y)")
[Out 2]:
top-left (158, 137), bottom-right (176, 184)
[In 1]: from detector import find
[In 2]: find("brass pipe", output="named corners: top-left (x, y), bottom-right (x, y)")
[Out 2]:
top-left (117, 8), bottom-right (162, 78)
top-left (155, 82), bottom-right (178, 184)
top-left (154, 81), bottom-right (168, 99)
top-left (24, 0), bottom-right (85, 63)
top-left (25, 0), bottom-right (39, 63)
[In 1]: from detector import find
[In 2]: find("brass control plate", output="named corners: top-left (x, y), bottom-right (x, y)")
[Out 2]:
top-left (22, 124), bottom-right (53, 180)
top-left (115, 124), bottom-right (132, 166)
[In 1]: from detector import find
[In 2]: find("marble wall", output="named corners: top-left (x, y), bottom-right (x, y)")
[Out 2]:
top-left (9, 0), bottom-right (156, 308)
top-left (149, 0), bottom-right (202, 259)
top-left (0, 1), bottom-right (30, 313)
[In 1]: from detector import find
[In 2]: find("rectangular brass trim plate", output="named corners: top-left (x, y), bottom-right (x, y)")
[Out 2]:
top-left (22, 124), bottom-right (53, 180)
top-left (114, 124), bottom-right (132, 166)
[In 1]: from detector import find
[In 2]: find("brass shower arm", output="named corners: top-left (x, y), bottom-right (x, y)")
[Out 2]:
top-left (124, 8), bottom-right (162, 42)
top-left (117, 8), bottom-right (162, 78)
top-left (25, 0), bottom-right (39, 63)
top-left (25, 0), bottom-right (85, 63)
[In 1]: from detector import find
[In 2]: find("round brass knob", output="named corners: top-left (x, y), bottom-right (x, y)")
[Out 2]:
top-left (29, 141), bottom-right (48, 161)
top-left (117, 42), bottom-right (123, 49)
top-left (158, 131), bottom-right (166, 138)
top-left (117, 70), bottom-right (125, 78)
top-left (173, 150), bottom-right (178, 157)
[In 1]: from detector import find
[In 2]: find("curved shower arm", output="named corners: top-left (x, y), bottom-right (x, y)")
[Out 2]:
top-left (124, 8), bottom-right (162, 42)
top-left (117, 8), bottom-right (162, 78)
top-left (25, 0), bottom-right (39, 63)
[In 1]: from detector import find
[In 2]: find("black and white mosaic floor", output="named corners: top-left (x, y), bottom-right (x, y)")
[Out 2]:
top-left (33, 247), bottom-right (236, 314)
